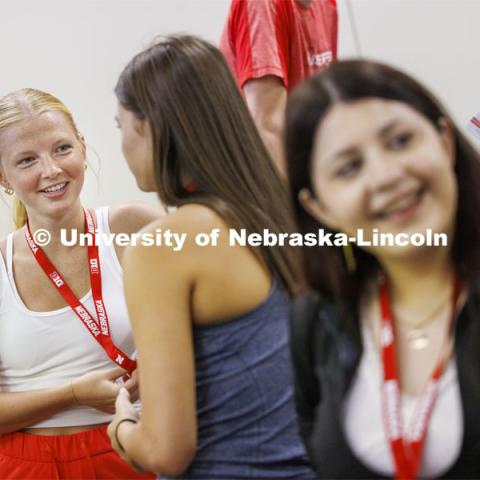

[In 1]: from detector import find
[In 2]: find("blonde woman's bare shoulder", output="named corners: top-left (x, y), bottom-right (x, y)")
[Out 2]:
top-left (109, 202), bottom-right (166, 236)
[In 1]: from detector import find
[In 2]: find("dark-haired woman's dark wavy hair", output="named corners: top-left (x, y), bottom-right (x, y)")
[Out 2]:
top-left (115, 34), bottom-right (303, 295)
top-left (286, 60), bottom-right (480, 301)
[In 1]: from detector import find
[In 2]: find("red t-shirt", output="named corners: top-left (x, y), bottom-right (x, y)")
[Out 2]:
top-left (220, 0), bottom-right (338, 92)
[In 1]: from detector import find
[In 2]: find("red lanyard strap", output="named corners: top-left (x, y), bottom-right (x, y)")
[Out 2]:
top-left (25, 208), bottom-right (136, 373)
top-left (379, 274), bottom-right (461, 479)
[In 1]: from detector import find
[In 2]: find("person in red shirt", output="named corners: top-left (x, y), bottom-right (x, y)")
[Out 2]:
top-left (220, 0), bottom-right (338, 175)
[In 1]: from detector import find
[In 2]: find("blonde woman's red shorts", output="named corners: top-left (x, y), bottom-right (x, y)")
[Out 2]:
top-left (0, 425), bottom-right (155, 479)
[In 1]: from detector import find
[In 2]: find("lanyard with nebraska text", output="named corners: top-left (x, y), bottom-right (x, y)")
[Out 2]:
top-left (24, 208), bottom-right (137, 373)
top-left (379, 273), bottom-right (461, 480)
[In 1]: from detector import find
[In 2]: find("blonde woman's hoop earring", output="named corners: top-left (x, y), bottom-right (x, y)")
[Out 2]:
top-left (4, 186), bottom-right (14, 196)
top-left (84, 163), bottom-right (88, 171)
top-left (343, 243), bottom-right (356, 274)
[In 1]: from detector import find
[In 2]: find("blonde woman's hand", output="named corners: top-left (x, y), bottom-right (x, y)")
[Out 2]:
top-left (71, 367), bottom-right (138, 414)
top-left (119, 368), bottom-right (140, 403)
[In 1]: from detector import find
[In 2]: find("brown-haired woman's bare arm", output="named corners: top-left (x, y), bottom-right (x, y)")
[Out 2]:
top-left (107, 214), bottom-right (198, 476)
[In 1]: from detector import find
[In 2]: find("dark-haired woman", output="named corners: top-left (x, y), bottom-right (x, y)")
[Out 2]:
top-left (286, 60), bottom-right (480, 479)
top-left (106, 35), bottom-right (315, 479)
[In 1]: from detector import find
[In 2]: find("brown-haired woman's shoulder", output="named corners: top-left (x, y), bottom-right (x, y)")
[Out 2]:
top-left (124, 202), bottom-right (272, 326)
top-left (120, 203), bottom-right (223, 268)
top-left (139, 203), bottom-right (231, 241)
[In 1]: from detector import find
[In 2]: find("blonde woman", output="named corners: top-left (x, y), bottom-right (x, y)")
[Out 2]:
top-left (0, 88), bottom-right (159, 478)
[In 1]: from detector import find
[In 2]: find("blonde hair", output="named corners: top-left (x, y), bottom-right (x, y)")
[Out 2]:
top-left (0, 88), bottom-right (81, 228)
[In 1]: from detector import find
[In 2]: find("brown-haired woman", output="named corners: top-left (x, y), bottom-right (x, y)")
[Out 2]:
top-left (106, 35), bottom-right (315, 479)
top-left (0, 88), bottom-right (160, 478)
top-left (286, 60), bottom-right (480, 478)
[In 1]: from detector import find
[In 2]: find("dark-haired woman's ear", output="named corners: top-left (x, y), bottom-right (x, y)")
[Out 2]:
top-left (298, 188), bottom-right (339, 230)
top-left (437, 117), bottom-right (455, 166)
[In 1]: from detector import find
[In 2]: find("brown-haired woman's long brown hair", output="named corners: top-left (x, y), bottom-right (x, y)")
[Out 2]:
top-left (286, 60), bottom-right (480, 301)
top-left (115, 35), bottom-right (303, 295)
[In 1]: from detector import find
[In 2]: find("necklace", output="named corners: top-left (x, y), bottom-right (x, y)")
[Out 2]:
top-left (405, 329), bottom-right (430, 350)
top-left (394, 290), bottom-right (451, 350)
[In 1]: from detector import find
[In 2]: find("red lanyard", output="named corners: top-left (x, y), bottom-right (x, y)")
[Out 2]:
top-left (378, 274), bottom-right (461, 479)
top-left (25, 208), bottom-right (137, 373)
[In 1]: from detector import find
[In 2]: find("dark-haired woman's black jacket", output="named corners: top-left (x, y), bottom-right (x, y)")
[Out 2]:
top-left (290, 283), bottom-right (480, 479)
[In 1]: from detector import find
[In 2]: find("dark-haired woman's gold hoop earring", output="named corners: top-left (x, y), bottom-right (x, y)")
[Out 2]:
top-left (4, 186), bottom-right (14, 196)
top-left (343, 243), bottom-right (356, 274)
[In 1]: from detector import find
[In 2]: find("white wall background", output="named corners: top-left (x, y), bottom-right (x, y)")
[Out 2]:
top-left (1, 0), bottom-right (479, 236)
